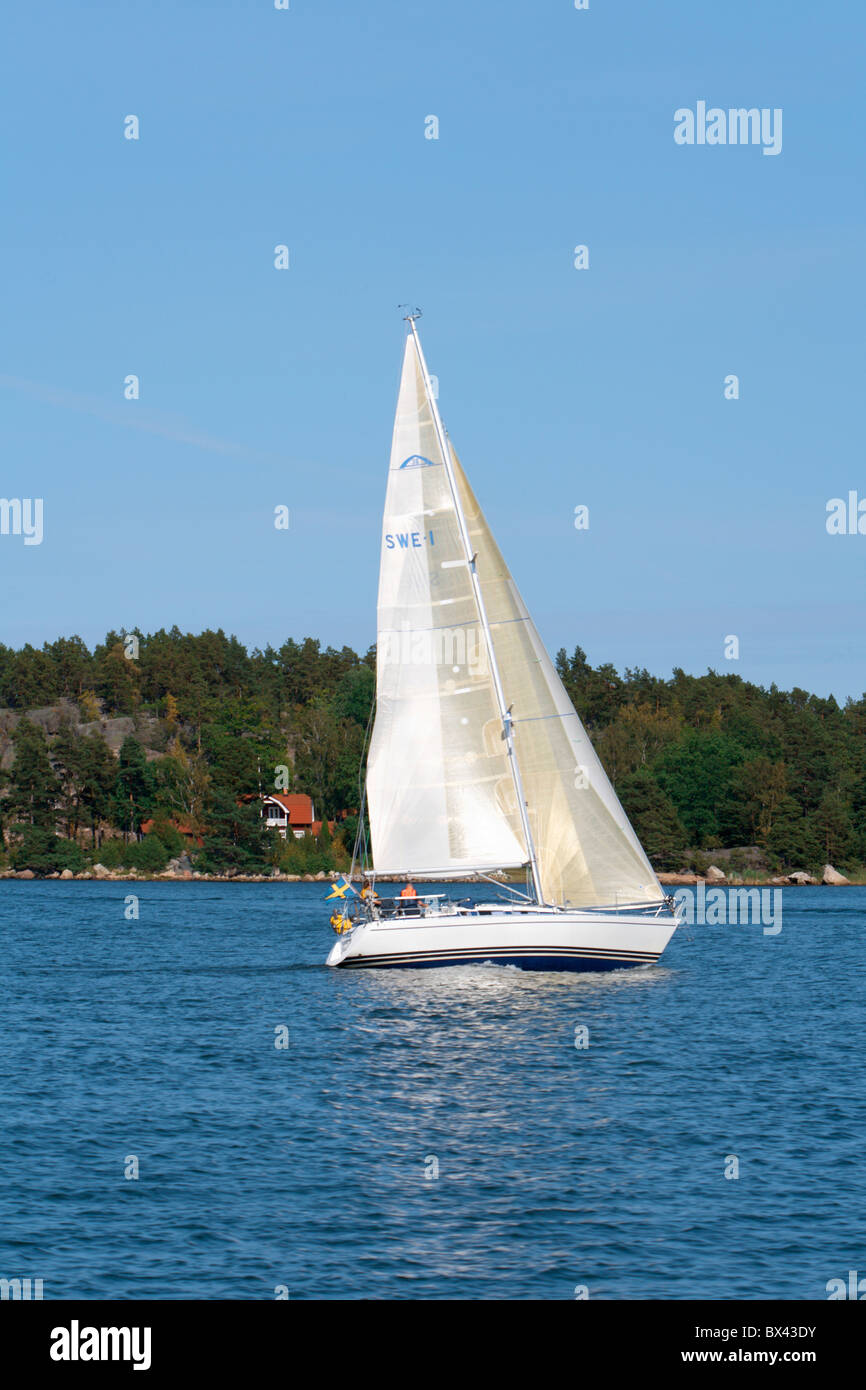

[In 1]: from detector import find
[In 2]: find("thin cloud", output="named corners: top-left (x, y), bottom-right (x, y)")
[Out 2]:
top-left (0, 373), bottom-right (290, 464)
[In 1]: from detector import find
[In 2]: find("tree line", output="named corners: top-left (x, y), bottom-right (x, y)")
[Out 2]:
top-left (0, 631), bottom-right (372, 874)
top-left (0, 628), bottom-right (863, 876)
top-left (555, 647), bottom-right (866, 873)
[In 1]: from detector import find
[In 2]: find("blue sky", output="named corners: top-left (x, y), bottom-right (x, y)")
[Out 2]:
top-left (2, 1), bottom-right (863, 698)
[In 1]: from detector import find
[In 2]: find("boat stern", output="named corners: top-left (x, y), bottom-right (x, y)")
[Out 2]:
top-left (326, 927), bottom-right (360, 968)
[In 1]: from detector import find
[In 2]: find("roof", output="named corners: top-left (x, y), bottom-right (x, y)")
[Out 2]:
top-left (263, 792), bottom-right (315, 825)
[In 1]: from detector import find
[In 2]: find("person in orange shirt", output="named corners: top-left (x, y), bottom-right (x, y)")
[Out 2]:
top-left (400, 881), bottom-right (418, 898)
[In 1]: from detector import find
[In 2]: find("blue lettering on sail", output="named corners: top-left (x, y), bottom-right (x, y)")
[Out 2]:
top-left (384, 529), bottom-right (436, 551)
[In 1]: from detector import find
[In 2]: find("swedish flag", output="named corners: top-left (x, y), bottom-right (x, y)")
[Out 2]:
top-left (325, 877), bottom-right (357, 901)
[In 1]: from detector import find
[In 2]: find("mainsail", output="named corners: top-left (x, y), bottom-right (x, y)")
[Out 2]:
top-left (366, 326), bottom-right (664, 908)
top-left (365, 336), bottom-right (528, 876)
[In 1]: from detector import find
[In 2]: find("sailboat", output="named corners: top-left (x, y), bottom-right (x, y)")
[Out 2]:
top-left (326, 315), bottom-right (680, 972)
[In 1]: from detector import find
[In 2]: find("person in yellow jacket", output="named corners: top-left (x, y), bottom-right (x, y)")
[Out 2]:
top-left (330, 908), bottom-right (350, 935)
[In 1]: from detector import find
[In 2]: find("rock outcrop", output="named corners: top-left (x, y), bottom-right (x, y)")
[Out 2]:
top-left (0, 701), bottom-right (166, 772)
top-left (165, 854), bottom-right (194, 878)
top-left (822, 863), bottom-right (850, 886)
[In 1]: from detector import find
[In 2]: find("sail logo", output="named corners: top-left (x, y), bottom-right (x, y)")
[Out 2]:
top-left (385, 529), bottom-right (435, 550)
top-left (398, 454), bottom-right (436, 470)
top-left (674, 102), bottom-right (782, 156)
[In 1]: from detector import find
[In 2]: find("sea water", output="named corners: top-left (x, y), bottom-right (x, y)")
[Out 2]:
top-left (0, 881), bottom-right (862, 1299)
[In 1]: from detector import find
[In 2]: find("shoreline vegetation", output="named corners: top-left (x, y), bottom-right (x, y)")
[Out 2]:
top-left (1, 628), bottom-right (864, 886)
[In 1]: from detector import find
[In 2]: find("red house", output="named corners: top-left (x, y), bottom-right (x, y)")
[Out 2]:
top-left (259, 793), bottom-right (333, 841)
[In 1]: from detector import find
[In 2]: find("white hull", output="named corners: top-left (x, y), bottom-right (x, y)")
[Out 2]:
top-left (326, 904), bottom-right (678, 973)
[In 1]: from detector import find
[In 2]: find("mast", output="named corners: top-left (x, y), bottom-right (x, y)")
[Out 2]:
top-left (405, 314), bottom-right (545, 905)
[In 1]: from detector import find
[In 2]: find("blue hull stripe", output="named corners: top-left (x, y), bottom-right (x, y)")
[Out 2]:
top-left (339, 946), bottom-right (660, 972)
top-left (361, 942), bottom-right (655, 961)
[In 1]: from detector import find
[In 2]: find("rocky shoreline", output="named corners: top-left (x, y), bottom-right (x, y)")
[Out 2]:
top-left (657, 864), bottom-right (858, 887)
top-left (1, 865), bottom-right (861, 886)
top-left (0, 864), bottom-right (506, 885)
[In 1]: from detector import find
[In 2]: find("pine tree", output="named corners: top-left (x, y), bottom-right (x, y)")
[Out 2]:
top-left (76, 733), bottom-right (118, 849)
top-left (616, 769), bottom-right (689, 871)
top-left (815, 787), bottom-right (856, 867)
top-left (52, 722), bottom-right (84, 838)
top-left (112, 736), bottom-right (154, 839)
top-left (8, 719), bottom-right (60, 830)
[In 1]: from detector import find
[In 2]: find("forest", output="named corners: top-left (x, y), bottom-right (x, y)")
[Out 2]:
top-left (0, 629), bottom-right (863, 878)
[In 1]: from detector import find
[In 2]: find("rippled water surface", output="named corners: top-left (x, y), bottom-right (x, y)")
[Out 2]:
top-left (0, 881), bottom-right (863, 1299)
